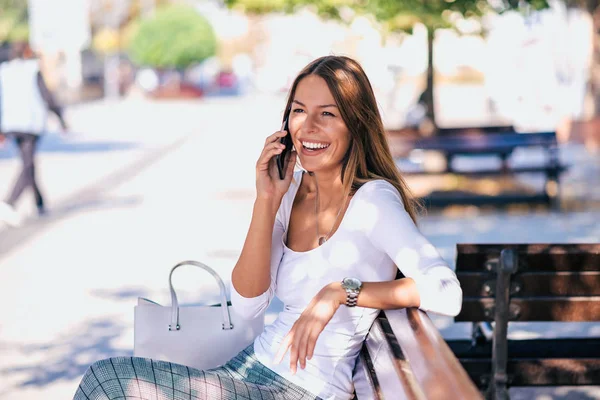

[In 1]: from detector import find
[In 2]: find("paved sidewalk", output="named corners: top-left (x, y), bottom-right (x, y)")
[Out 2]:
top-left (0, 94), bottom-right (598, 399)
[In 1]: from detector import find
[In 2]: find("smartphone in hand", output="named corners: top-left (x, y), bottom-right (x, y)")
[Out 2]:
top-left (276, 117), bottom-right (293, 180)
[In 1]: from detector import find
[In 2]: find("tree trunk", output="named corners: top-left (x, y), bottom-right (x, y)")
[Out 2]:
top-left (416, 25), bottom-right (436, 135)
top-left (591, 6), bottom-right (600, 115)
top-left (424, 26), bottom-right (436, 126)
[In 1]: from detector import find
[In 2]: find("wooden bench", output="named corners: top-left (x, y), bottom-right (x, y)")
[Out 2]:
top-left (447, 243), bottom-right (600, 399)
top-left (353, 304), bottom-right (482, 399)
top-left (393, 130), bottom-right (567, 209)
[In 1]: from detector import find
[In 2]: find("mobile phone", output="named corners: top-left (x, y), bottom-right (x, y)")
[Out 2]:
top-left (276, 116), bottom-right (293, 180)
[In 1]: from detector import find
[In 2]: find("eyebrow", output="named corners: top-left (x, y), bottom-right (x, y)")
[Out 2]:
top-left (292, 100), bottom-right (338, 108)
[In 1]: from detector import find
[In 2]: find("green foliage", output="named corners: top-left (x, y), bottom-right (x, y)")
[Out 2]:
top-left (225, 0), bottom-right (363, 18)
top-left (224, 0), bottom-right (550, 31)
top-left (364, 0), bottom-right (550, 31)
top-left (225, 0), bottom-right (287, 14)
top-left (127, 4), bottom-right (217, 69)
top-left (0, 0), bottom-right (28, 43)
top-left (6, 21), bottom-right (28, 42)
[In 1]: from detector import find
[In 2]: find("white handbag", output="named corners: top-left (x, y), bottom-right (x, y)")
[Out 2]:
top-left (134, 260), bottom-right (264, 370)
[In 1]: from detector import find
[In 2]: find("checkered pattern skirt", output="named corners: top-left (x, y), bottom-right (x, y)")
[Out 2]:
top-left (73, 344), bottom-right (321, 400)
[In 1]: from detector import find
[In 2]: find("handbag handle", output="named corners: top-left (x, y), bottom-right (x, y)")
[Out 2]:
top-left (168, 260), bottom-right (233, 331)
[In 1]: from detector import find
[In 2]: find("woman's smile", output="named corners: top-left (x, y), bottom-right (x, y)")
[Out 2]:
top-left (299, 140), bottom-right (331, 156)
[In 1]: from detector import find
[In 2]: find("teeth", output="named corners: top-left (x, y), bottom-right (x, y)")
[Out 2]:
top-left (302, 141), bottom-right (329, 149)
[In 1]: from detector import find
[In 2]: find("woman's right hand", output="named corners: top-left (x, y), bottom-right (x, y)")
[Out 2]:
top-left (255, 128), bottom-right (297, 203)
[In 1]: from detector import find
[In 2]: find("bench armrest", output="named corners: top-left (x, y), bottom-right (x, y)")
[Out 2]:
top-left (355, 308), bottom-right (482, 400)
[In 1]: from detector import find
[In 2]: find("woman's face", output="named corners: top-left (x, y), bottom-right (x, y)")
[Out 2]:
top-left (289, 75), bottom-right (351, 175)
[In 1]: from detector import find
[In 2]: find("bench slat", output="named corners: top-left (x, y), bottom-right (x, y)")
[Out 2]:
top-left (383, 309), bottom-right (483, 400)
top-left (448, 338), bottom-right (600, 359)
top-left (353, 348), bottom-right (382, 400)
top-left (457, 271), bottom-right (600, 297)
top-left (360, 315), bottom-right (425, 400)
top-left (402, 165), bottom-right (567, 177)
top-left (457, 297), bottom-right (600, 322)
top-left (459, 358), bottom-right (600, 387)
top-left (421, 193), bottom-right (553, 207)
top-left (408, 131), bottom-right (557, 154)
top-left (456, 244), bottom-right (600, 272)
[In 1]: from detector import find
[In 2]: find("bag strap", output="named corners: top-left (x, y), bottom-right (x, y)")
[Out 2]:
top-left (168, 260), bottom-right (233, 331)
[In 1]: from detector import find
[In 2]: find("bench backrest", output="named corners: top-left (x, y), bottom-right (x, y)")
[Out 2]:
top-left (437, 126), bottom-right (516, 136)
top-left (354, 308), bottom-right (482, 400)
top-left (411, 131), bottom-right (558, 155)
top-left (455, 243), bottom-right (600, 322)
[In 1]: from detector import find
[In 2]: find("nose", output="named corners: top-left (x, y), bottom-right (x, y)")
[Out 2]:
top-left (301, 113), bottom-right (318, 134)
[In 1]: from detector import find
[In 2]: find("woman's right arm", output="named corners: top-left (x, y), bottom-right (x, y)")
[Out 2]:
top-left (232, 197), bottom-right (280, 298)
top-left (230, 199), bottom-right (285, 319)
top-left (230, 126), bottom-right (297, 319)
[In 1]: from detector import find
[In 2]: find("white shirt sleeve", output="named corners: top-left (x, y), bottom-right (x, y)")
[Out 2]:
top-left (358, 180), bottom-right (463, 316)
top-left (229, 207), bottom-right (285, 321)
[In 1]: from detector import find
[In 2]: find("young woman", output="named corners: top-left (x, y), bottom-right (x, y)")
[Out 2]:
top-left (73, 55), bottom-right (462, 400)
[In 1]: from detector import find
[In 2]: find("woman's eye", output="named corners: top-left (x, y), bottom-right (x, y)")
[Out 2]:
top-left (292, 108), bottom-right (304, 113)
top-left (323, 111), bottom-right (335, 117)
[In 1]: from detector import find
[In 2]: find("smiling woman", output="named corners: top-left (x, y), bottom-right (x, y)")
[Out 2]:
top-left (72, 55), bottom-right (462, 400)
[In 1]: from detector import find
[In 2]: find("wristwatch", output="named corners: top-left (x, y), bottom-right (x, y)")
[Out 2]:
top-left (341, 277), bottom-right (362, 307)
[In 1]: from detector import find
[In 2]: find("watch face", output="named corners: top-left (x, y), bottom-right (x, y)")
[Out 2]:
top-left (343, 277), bottom-right (362, 290)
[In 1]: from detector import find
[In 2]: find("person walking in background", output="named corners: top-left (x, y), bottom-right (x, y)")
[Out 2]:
top-left (0, 42), bottom-right (68, 227)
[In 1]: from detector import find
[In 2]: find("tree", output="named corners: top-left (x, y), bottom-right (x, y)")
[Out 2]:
top-left (0, 0), bottom-right (29, 43)
top-left (225, 0), bottom-right (551, 132)
top-left (127, 4), bottom-right (217, 69)
top-left (88, 0), bottom-right (173, 55)
top-left (364, 0), bottom-right (550, 131)
top-left (565, 0), bottom-right (600, 116)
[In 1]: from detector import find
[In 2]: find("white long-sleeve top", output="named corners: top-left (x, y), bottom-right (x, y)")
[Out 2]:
top-left (230, 171), bottom-right (462, 399)
top-left (0, 59), bottom-right (47, 134)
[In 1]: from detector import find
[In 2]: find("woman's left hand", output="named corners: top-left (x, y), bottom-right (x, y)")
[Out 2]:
top-left (274, 282), bottom-right (344, 374)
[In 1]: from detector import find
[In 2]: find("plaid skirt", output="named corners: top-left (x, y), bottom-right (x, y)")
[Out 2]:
top-left (73, 344), bottom-right (321, 400)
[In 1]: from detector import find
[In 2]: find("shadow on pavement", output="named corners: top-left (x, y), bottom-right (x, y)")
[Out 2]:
top-left (0, 195), bottom-right (142, 256)
top-left (91, 287), bottom-right (153, 302)
top-left (0, 133), bottom-right (139, 160)
top-left (0, 318), bottom-right (130, 392)
top-left (0, 134), bottom-right (189, 257)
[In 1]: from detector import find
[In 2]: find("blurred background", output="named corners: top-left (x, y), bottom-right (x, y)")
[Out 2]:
top-left (0, 0), bottom-right (598, 399)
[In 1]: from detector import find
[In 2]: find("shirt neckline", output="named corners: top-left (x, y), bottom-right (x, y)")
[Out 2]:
top-left (282, 171), bottom-right (362, 255)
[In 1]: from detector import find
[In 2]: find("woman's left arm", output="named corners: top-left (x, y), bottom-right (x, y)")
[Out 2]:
top-left (357, 181), bottom-right (463, 316)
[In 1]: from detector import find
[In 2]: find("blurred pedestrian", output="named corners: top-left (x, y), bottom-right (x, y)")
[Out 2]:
top-left (0, 42), bottom-right (68, 227)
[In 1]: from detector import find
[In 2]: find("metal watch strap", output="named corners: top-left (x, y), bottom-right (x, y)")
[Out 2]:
top-left (346, 289), bottom-right (359, 307)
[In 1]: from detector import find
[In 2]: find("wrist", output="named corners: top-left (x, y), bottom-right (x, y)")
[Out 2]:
top-left (254, 195), bottom-right (281, 215)
top-left (326, 282), bottom-right (346, 307)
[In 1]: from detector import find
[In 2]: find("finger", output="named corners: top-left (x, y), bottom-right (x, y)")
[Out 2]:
top-left (257, 144), bottom-right (285, 166)
top-left (306, 330), bottom-right (320, 361)
top-left (290, 318), bottom-right (308, 374)
top-left (297, 328), bottom-right (309, 370)
top-left (284, 150), bottom-right (297, 179)
top-left (259, 141), bottom-right (286, 162)
top-left (264, 130), bottom-right (288, 145)
top-left (261, 141), bottom-right (286, 155)
top-left (289, 340), bottom-right (299, 375)
top-left (274, 333), bottom-right (293, 365)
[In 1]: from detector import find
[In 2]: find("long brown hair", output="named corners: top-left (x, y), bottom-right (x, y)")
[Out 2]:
top-left (283, 55), bottom-right (422, 223)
